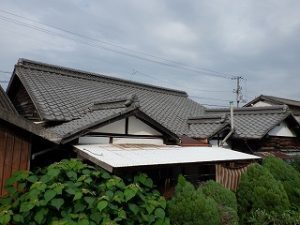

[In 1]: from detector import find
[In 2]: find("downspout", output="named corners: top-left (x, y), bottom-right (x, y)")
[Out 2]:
top-left (220, 102), bottom-right (235, 147)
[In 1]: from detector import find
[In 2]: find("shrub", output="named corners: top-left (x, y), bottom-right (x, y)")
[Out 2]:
top-left (167, 175), bottom-right (220, 225)
top-left (236, 163), bottom-right (290, 224)
top-left (247, 209), bottom-right (300, 225)
top-left (0, 159), bottom-right (169, 225)
top-left (263, 156), bottom-right (300, 210)
top-left (202, 180), bottom-right (237, 211)
top-left (202, 180), bottom-right (238, 225)
top-left (290, 155), bottom-right (300, 173)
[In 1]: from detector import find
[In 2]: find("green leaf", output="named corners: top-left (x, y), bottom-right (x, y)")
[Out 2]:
top-left (90, 212), bottom-right (102, 224)
top-left (20, 201), bottom-right (34, 212)
top-left (34, 208), bottom-right (48, 224)
top-left (113, 191), bottom-right (124, 203)
top-left (27, 175), bottom-right (38, 183)
top-left (47, 168), bottom-right (60, 177)
top-left (51, 183), bottom-right (64, 195)
top-left (145, 204), bottom-right (155, 214)
top-left (154, 208), bottom-right (165, 219)
top-left (124, 187), bottom-right (137, 202)
top-left (12, 214), bottom-right (24, 223)
top-left (74, 192), bottom-right (83, 201)
top-left (44, 189), bottom-right (57, 202)
top-left (66, 171), bottom-right (77, 180)
top-left (0, 212), bottom-right (11, 225)
top-left (65, 188), bottom-right (76, 195)
top-left (97, 200), bottom-right (108, 212)
top-left (118, 209), bottom-right (127, 219)
top-left (128, 203), bottom-right (139, 215)
top-left (78, 218), bottom-right (89, 225)
top-left (84, 197), bottom-right (95, 208)
top-left (50, 198), bottom-right (64, 210)
top-left (158, 197), bottom-right (167, 209)
top-left (74, 202), bottom-right (86, 213)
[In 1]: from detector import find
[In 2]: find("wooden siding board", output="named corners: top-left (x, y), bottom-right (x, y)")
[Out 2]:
top-left (0, 125), bottom-right (31, 196)
top-left (11, 134), bottom-right (22, 174)
top-left (0, 129), bottom-right (7, 195)
top-left (2, 131), bottom-right (14, 195)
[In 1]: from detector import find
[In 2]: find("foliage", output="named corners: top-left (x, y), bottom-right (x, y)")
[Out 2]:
top-left (263, 156), bottom-right (300, 210)
top-left (167, 175), bottom-right (220, 225)
top-left (246, 209), bottom-right (300, 225)
top-left (201, 180), bottom-right (238, 225)
top-left (290, 155), bottom-right (300, 173)
top-left (202, 180), bottom-right (237, 211)
top-left (236, 163), bottom-right (290, 224)
top-left (0, 159), bottom-right (169, 225)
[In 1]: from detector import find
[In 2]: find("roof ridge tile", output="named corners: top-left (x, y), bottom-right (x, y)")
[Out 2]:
top-left (17, 58), bottom-right (188, 97)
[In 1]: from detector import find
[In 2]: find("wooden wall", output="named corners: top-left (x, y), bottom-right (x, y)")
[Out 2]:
top-left (260, 136), bottom-right (300, 152)
top-left (0, 124), bottom-right (31, 196)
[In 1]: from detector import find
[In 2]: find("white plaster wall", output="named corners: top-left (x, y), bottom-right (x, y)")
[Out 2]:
top-left (268, 122), bottom-right (296, 137)
top-left (252, 101), bottom-right (273, 107)
top-left (113, 137), bottom-right (164, 145)
top-left (93, 119), bottom-right (126, 134)
top-left (79, 136), bottom-right (110, 144)
top-left (128, 116), bottom-right (162, 135)
top-left (209, 140), bottom-right (219, 147)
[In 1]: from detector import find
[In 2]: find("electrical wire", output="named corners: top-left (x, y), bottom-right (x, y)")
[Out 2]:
top-left (0, 70), bottom-right (10, 74)
top-left (0, 9), bottom-right (231, 78)
top-left (190, 96), bottom-right (233, 102)
top-left (0, 9), bottom-right (232, 79)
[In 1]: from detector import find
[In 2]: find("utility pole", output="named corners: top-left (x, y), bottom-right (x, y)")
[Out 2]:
top-left (232, 76), bottom-right (243, 107)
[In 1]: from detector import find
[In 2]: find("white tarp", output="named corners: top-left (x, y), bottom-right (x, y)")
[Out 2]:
top-left (74, 144), bottom-right (260, 172)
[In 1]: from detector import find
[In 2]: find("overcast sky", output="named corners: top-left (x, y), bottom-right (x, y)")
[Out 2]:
top-left (1, 0), bottom-right (300, 107)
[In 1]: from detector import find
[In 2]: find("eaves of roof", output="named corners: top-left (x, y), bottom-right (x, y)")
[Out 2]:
top-left (47, 104), bottom-right (179, 144)
top-left (243, 95), bottom-right (300, 108)
top-left (0, 85), bottom-right (17, 114)
top-left (0, 108), bottom-right (61, 143)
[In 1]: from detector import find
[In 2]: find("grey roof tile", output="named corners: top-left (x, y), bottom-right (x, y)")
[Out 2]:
top-left (244, 95), bottom-right (300, 108)
top-left (13, 59), bottom-right (205, 137)
top-left (205, 106), bottom-right (292, 139)
top-left (0, 85), bottom-right (17, 114)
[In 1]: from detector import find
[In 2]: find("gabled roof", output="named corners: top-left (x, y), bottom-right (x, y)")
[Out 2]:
top-left (47, 97), bottom-right (140, 143)
top-left (205, 105), bottom-right (296, 139)
top-left (244, 95), bottom-right (300, 108)
top-left (8, 58), bottom-right (205, 137)
top-left (186, 114), bottom-right (230, 138)
top-left (0, 85), bottom-right (17, 114)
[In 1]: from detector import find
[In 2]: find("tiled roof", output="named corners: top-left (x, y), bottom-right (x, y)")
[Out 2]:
top-left (205, 106), bottom-right (293, 139)
top-left (11, 58), bottom-right (205, 137)
top-left (244, 95), bottom-right (300, 108)
top-left (48, 104), bottom-right (138, 140)
top-left (186, 114), bottom-right (229, 138)
top-left (0, 108), bottom-right (60, 143)
top-left (0, 85), bottom-right (17, 114)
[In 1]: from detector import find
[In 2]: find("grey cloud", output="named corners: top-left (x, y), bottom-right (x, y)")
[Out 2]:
top-left (0, 0), bottom-right (300, 106)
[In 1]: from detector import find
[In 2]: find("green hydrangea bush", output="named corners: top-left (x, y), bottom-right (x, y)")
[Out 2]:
top-left (0, 159), bottom-right (169, 225)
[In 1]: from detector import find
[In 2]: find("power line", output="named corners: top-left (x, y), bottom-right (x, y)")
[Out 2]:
top-left (0, 70), bottom-right (10, 74)
top-left (190, 96), bottom-right (233, 102)
top-left (0, 9), bottom-right (232, 79)
top-left (201, 103), bottom-right (229, 108)
top-left (0, 9), bottom-right (231, 79)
